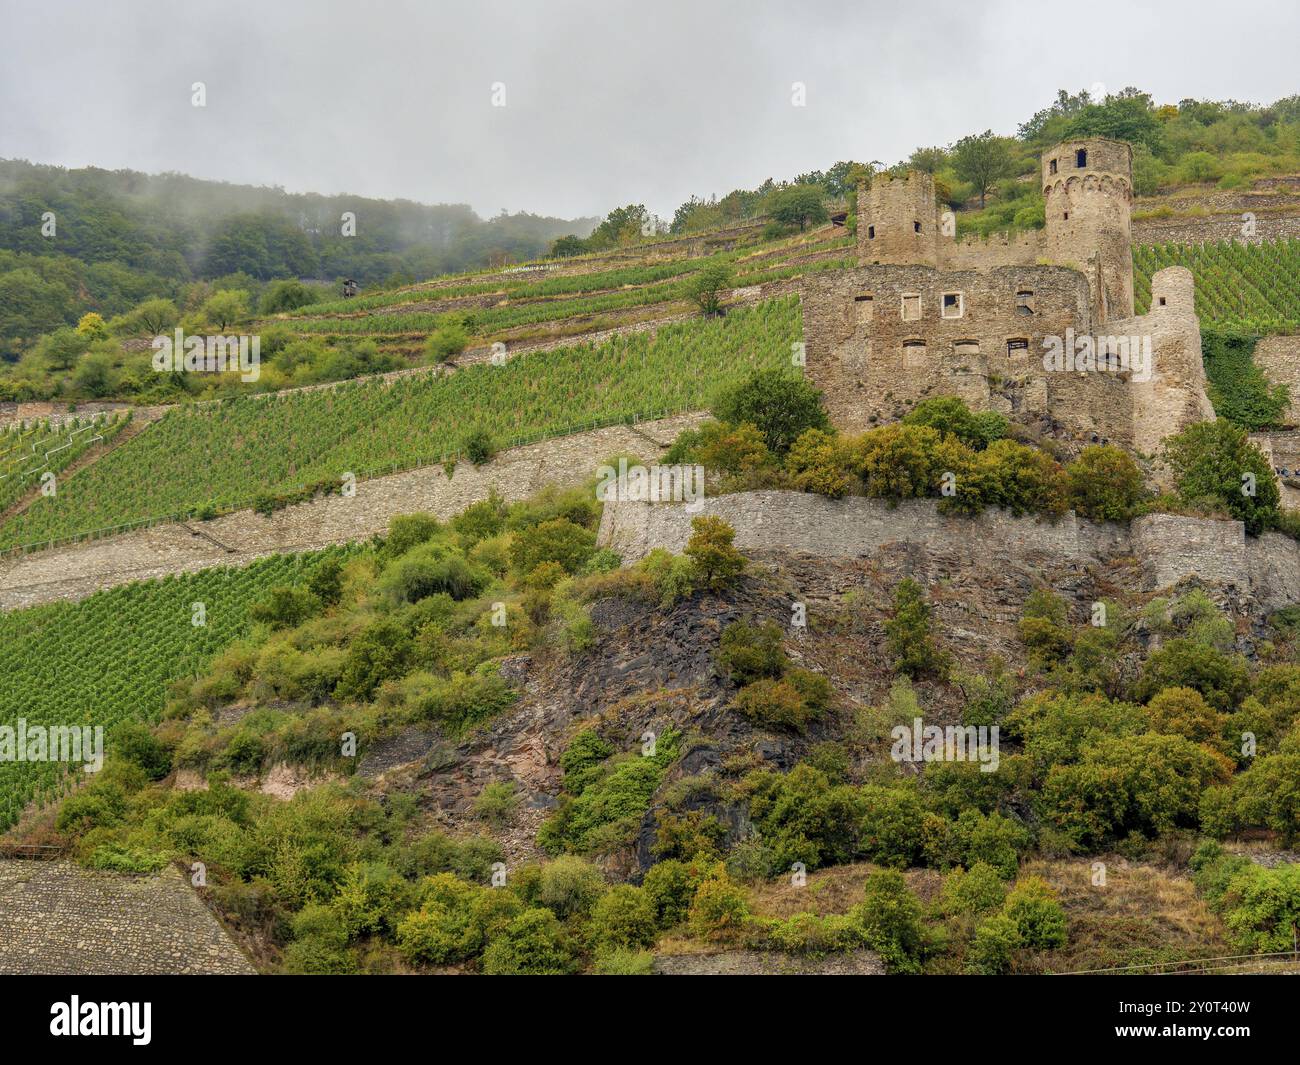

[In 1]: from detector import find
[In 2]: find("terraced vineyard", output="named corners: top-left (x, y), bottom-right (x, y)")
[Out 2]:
top-left (0, 415), bottom-right (129, 514)
top-left (1134, 238), bottom-right (1300, 332)
top-left (0, 547), bottom-right (354, 830)
top-left (272, 232), bottom-right (852, 343)
top-left (0, 298), bottom-right (801, 550)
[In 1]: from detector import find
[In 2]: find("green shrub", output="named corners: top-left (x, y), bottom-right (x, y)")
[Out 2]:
top-left (462, 427), bottom-right (496, 466)
top-left (1003, 876), bottom-right (1068, 949)
top-left (903, 395), bottom-right (1006, 449)
top-left (787, 428), bottom-right (850, 498)
top-left (761, 911), bottom-right (864, 956)
top-left (1164, 419), bottom-right (1279, 534)
top-left (718, 620), bottom-right (788, 684)
top-left (473, 781), bottom-right (520, 826)
top-left (481, 908), bottom-right (574, 975)
top-left (377, 542), bottom-right (491, 604)
top-left (536, 855), bottom-right (607, 918)
top-left (510, 518), bottom-right (596, 576)
top-left (852, 869), bottom-right (926, 974)
top-left (1219, 863), bottom-right (1300, 953)
top-left (684, 515), bottom-right (746, 590)
top-left (590, 885), bottom-right (658, 949)
top-left (426, 319), bottom-right (471, 363)
top-left (1066, 445), bottom-right (1145, 521)
top-left (735, 676), bottom-right (824, 732)
top-left (687, 874), bottom-right (751, 941)
top-left (886, 578), bottom-right (944, 677)
top-left (641, 859), bottom-right (697, 927)
top-left (938, 862), bottom-right (1009, 916)
top-left (250, 586), bottom-right (322, 630)
top-left (1134, 638), bottom-right (1250, 712)
top-left (966, 913), bottom-right (1022, 974)
top-left (712, 369), bottom-right (830, 454)
top-left (747, 764), bottom-right (867, 872)
top-left (112, 721), bottom-right (172, 781)
top-left (330, 862), bottom-right (413, 939)
top-left (395, 874), bottom-right (483, 965)
top-left (858, 784), bottom-right (932, 868)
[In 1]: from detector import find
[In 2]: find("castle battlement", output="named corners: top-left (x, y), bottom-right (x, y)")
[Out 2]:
top-left (802, 141), bottom-right (1212, 457)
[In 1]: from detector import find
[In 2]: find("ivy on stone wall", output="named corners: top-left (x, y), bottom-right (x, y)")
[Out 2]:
top-left (1201, 327), bottom-right (1290, 431)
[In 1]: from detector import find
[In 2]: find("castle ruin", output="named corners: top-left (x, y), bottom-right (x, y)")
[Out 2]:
top-left (801, 138), bottom-right (1215, 455)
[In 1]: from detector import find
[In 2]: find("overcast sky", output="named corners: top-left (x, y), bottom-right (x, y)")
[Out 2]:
top-left (3, 0), bottom-right (1298, 222)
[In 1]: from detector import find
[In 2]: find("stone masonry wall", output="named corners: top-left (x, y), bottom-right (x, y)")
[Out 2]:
top-left (1133, 213), bottom-right (1300, 246)
top-left (800, 263), bottom-right (1096, 434)
top-left (0, 413), bottom-right (703, 611)
top-left (0, 859), bottom-right (255, 975)
top-left (599, 491), bottom-right (1300, 613)
top-left (1253, 336), bottom-right (1300, 426)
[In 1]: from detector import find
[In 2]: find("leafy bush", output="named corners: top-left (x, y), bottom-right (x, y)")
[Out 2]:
top-left (536, 855), bottom-right (607, 918)
top-left (902, 396), bottom-right (1007, 449)
top-left (684, 515), bottom-right (746, 591)
top-left (966, 913), bottom-right (1021, 974)
top-left (377, 542), bottom-right (491, 603)
top-left (684, 263), bottom-right (733, 316)
top-left (1164, 419), bottom-right (1279, 534)
top-left (687, 874), bottom-right (751, 941)
top-left (590, 885), bottom-right (658, 949)
top-left (852, 869), bottom-right (926, 974)
top-left (250, 586), bottom-right (322, 630)
top-left (473, 781), bottom-right (520, 826)
top-left (510, 518), bottom-right (596, 576)
top-left (1017, 588), bottom-right (1072, 666)
top-left (395, 874), bottom-right (482, 965)
top-left (426, 319), bottom-right (471, 363)
top-left (718, 620), bottom-right (788, 684)
top-left (1219, 862), bottom-right (1300, 953)
top-left (1134, 638), bottom-right (1250, 712)
top-left (747, 764), bottom-right (867, 872)
top-left (787, 428), bottom-right (850, 498)
top-left (712, 369), bottom-right (830, 455)
top-left (641, 859), bottom-right (698, 928)
top-left (886, 577), bottom-right (944, 677)
top-left (1066, 445), bottom-right (1145, 521)
top-left (735, 674), bottom-right (827, 733)
top-left (938, 862), bottom-right (1008, 917)
top-left (1003, 876), bottom-right (1067, 949)
top-left (462, 427), bottom-right (496, 466)
top-left (481, 908), bottom-right (574, 975)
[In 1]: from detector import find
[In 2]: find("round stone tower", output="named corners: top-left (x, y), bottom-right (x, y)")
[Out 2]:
top-left (1041, 138), bottom-right (1134, 321)
top-left (857, 171), bottom-right (941, 267)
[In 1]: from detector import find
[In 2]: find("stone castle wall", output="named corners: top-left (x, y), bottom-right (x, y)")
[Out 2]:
top-left (1252, 336), bottom-right (1300, 426)
top-left (800, 263), bottom-right (1094, 433)
top-left (599, 490), bottom-right (1300, 612)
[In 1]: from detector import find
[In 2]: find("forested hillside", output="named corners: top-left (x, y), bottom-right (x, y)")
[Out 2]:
top-left (0, 159), bottom-right (597, 351)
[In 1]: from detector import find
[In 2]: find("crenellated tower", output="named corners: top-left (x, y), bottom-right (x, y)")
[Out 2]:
top-left (1041, 137), bottom-right (1134, 321)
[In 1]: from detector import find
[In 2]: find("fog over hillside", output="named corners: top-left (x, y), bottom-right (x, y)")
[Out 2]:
top-left (2, 0), bottom-right (1298, 220)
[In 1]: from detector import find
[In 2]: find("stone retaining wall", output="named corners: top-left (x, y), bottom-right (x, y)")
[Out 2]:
top-left (598, 491), bottom-right (1300, 612)
top-left (0, 413), bottom-right (703, 611)
top-left (0, 859), bottom-right (255, 975)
